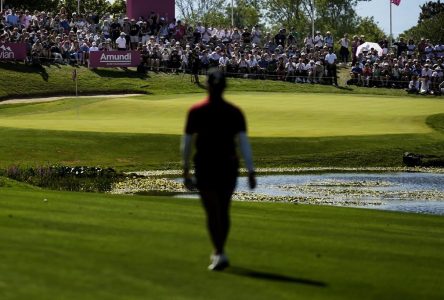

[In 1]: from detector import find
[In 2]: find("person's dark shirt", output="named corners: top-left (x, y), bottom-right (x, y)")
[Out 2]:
top-left (185, 99), bottom-right (246, 168)
top-left (242, 31), bottom-right (251, 44)
top-left (193, 31), bottom-right (202, 44)
top-left (129, 23), bottom-right (140, 36)
top-left (110, 22), bottom-right (121, 37)
top-left (394, 41), bottom-right (407, 57)
top-left (274, 33), bottom-right (286, 46)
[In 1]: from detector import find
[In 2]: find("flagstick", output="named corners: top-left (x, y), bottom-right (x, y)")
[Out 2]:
top-left (390, 0), bottom-right (393, 48)
top-left (311, 0), bottom-right (315, 38)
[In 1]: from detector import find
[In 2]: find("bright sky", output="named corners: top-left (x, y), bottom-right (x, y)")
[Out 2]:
top-left (355, 0), bottom-right (430, 37)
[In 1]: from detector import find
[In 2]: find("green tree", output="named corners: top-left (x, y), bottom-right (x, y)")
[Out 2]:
top-left (353, 16), bottom-right (385, 42)
top-left (264, 0), bottom-right (308, 32)
top-left (419, 0), bottom-right (444, 23)
top-left (402, 11), bottom-right (444, 44)
top-left (106, 0), bottom-right (126, 16)
top-left (176, 0), bottom-right (226, 25)
top-left (229, 0), bottom-right (262, 28)
top-left (4, 0), bottom-right (59, 12)
top-left (264, 0), bottom-right (375, 37)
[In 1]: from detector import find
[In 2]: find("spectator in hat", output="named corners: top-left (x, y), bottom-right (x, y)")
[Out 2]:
top-left (116, 32), bottom-right (127, 50)
top-left (420, 64), bottom-right (433, 94)
top-left (324, 31), bottom-right (333, 48)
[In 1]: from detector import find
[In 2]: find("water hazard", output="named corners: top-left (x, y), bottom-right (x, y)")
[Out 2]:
top-left (234, 173), bottom-right (444, 215)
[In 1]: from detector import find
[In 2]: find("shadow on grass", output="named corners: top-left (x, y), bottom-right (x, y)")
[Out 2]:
top-left (91, 68), bottom-right (149, 79)
top-left (0, 61), bottom-right (49, 81)
top-left (226, 266), bottom-right (327, 287)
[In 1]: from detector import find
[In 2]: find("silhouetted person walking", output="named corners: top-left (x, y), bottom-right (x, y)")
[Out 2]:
top-left (182, 69), bottom-right (256, 271)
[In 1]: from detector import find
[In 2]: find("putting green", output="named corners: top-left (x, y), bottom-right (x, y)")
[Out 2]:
top-left (0, 93), bottom-right (443, 137)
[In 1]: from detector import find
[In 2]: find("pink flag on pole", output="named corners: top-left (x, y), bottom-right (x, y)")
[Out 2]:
top-left (391, 0), bottom-right (401, 6)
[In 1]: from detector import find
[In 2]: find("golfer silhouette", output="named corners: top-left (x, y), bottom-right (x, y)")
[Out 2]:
top-left (182, 69), bottom-right (256, 271)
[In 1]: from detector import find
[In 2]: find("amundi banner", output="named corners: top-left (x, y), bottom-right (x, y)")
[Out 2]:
top-left (89, 51), bottom-right (141, 68)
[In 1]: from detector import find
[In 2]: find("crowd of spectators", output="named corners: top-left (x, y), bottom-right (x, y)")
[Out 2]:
top-left (1, 7), bottom-right (443, 94)
top-left (349, 36), bottom-right (444, 95)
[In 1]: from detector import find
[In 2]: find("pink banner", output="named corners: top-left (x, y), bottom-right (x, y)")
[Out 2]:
top-left (127, 0), bottom-right (175, 20)
top-left (89, 51), bottom-right (141, 68)
top-left (0, 42), bottom-right (27, 60)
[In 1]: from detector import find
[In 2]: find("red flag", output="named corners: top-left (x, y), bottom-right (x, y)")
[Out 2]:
top-left (391, 0), bottom-right (401, 6)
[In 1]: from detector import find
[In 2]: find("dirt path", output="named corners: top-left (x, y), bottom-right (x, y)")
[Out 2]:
top-left (0, 94), bottom-right (144, 105)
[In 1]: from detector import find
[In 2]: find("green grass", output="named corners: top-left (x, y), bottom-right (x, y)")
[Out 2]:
top-left (1, 179), bottom-right (443, 300)
top-left (1, 93), bottom-right (443, 137)
top-left (0, 93), bottom-right (443, 170)
top-left (0, 63), bottom-right (422, 100)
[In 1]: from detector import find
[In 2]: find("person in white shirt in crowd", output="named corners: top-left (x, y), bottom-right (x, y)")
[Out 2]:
top-left (338, 33), bottom-right (350, 64)
top-left (116, 32), bottom-right (127, 50)
top-left (324, 31), bottom-right (333, 48)
top-left (285, 56), bottom-right (296, 81)
top-left (420, 64), bottom-right (433, 94)
top-left (209, 48), bottom-right (221, 67)
top-left (251, 25), bottom-right (261, 46)
top-left (219, 52), bottom-right (230, 73)
top-left (424, 42), bottom-right (434, 60)
top-left (202, 27), bottom-right (212, 44)
top-left (238, 54), bottom-right (249, 74)
top-left (219, 28), bottom-right (231, 44)
top-left (431, 66), bottom-right (443, 94)
top-left (325, 48), bottom-right (338, 86)
top-left (306, 60), bottom-right (316, 83)
top-left (406, 38), bottom-right (416, 59)
top-left (196, 22), bottom-right (205, 34)
top-left (231, 28), bottom-right (241, 44)
top-left (89, 41), bottom-right (99, 52)
top-left (247, 54), bottom-right (258, 74)
top-left (314, 31), bottom-right (324, 48)
top-left (295, 57), bottom-right (306, 83)
top-left (304, 33), bottom-right (314, 53)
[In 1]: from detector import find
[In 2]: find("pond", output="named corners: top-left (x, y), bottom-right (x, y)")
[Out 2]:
top-left (112, 171), bottom-right (444, 215)
top-left (232, 173), bottom-right (444, 215)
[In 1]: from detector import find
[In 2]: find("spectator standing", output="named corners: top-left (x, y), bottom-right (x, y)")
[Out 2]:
top-left (394, 37), bottom-right (407, 58)
top-left (129, 19), bottom-right (140, 49)
top-left (251, 25), bottom-right (261, 46)
top-left (219, 52), bottom-right (229, 73)
top-left (314, 31), bottom-right (323, 48)
top-left (7, 10), bottom-right (19, 27)
top-left (304, 33), bottom-right (314, 52)
top-left (338, 33), bottom-right (350, 64)
top-left (324, 31), bottom-right (333, 48)
top-left (325, 48), bottom-right (338, 86)
top-left (420, 64), bottom-right (433, 94)
top-left (274, 28), bottom-right (286, 47)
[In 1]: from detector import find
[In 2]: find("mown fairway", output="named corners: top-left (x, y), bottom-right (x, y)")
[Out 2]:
top-left (0, 93), bottom-right (443, 137)
top-left (1, 178), bottom-right (443, 300)
top-left (0, 93), bottom-right (443, 169)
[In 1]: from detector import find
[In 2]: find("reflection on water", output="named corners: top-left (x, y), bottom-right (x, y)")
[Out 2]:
top-left (234, 173), bottom-right (444, 215)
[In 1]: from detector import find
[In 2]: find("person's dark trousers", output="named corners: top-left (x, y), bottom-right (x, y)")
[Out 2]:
top-left (328, 63), bottom-right (338, 85)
